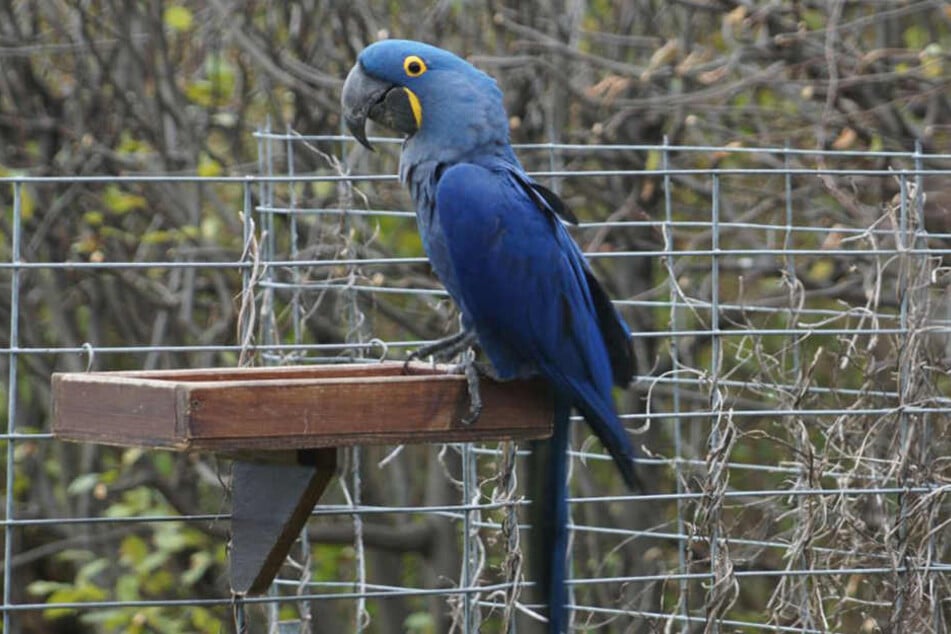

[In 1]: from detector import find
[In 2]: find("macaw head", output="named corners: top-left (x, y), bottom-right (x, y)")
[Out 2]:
top-left (342, 39), bottom-right (509, 162)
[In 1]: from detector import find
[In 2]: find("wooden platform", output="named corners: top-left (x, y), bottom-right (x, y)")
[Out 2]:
top-left (51, 361), bottom-right (554, 451)
top-left (51, 360), bottom-right (553, 595)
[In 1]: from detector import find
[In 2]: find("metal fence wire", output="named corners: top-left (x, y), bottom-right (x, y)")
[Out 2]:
top-left (2, 136), bottom-right (950, 634)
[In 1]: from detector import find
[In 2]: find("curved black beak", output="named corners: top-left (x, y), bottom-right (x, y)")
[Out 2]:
top-left (341, 62), bottom-right (419, 150)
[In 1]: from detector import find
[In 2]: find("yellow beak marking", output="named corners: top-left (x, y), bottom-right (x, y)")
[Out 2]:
top-left (403, 87), bottom-right (423, 128)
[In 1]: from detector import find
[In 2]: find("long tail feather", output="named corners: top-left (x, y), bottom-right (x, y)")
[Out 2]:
top-left (563, 375), bottom-right (640, 492)
top-left (528, 397), bottom-right (571, 634)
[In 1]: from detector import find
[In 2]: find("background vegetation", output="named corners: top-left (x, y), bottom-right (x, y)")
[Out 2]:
top-left (1, 1), bottom-right (949, 633)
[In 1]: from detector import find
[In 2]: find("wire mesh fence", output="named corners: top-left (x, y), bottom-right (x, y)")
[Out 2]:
top-left (2, 136), bottom-right (950, 633)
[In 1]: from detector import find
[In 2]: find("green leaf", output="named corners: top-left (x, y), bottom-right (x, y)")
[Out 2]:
top-left (83, 210), bottom-right (104, 226)
top-left (79, 608), bottom-right (136, 626)
top-left (116, 574), bottom-right (141, 602)
top-left (205, 55), bottom-right (236, 92)
top-left (152, 451), bottom-right (174, 478)
top-left (920, 43), bottom-right (944, 79)
top-left (903, 24), bottom-right (928, 50)
top-left (76, 557), bottom-right (109, 584)
top-left (120, 534), bottom-right (149, 566)
top-left (404, 611), bottom-right (435, 634)
top-left (44, 584), bottom-right (108, 619)
top-left (197, 153), bottom-right (222, 177)
top-left (143, 607), bottom-right (181, 631)
top-left (54, 548), bottom-right (95, 564)
top-left (182, 551), bottom-right (212, 586)
top-left (139, 550), bottom-right (170, 575)
top-left (27, 580), bottom-right (69, 597)
top-left (141, 229), bottom-right (174, 245)
top-left (105, 501), bottom-right (135, 518)
top-left (801, 9), bottom-right (824, 31)
top-left (185, 80), bottom-right (213, 107)
top-left (153, 524), bottom-right (188, 552)
top-left (67, 472), bottom-right (100, 496)
top-left (122, 447), bottom-right (144, 467)
top-left (190, 606), bottom-right (223, 633)
top-left (103, 185), bottom-right (146, 214)
top-left (142, 569), bottom-right (174, 595)
top-left (117, 132), bottom-right (152, 156)
top-left (163, 5), bottom-right (194, 32)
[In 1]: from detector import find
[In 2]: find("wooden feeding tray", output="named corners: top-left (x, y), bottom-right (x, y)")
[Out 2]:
top-left (51, 361), bottom-right (553, 594)
top-left (51, 361), bottom-right (553, 450)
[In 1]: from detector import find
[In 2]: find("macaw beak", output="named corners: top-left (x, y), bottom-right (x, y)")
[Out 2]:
top-left (341, 62), bottom-right (420, 151)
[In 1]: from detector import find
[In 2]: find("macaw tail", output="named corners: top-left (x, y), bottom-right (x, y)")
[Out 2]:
top-left (528, 396), bottom-right (572, 634)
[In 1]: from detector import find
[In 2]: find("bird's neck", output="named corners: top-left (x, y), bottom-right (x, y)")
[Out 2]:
top-left (400, 140), bottom-right (518, 191)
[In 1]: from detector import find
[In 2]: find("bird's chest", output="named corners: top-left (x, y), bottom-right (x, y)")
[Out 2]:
top-left (406, 165), bottom-right (458, 289)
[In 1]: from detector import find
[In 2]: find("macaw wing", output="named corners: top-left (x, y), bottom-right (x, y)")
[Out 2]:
top-left (434, 162), bottom-right (636, 487)
top-left (508, 166), bottom-right (633, 387)
top-left (519, 177), bottom-right (579, 225)
top-left (585, 266), bottom-right (635, 387)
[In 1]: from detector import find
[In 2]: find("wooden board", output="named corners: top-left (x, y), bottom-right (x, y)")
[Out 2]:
top-left (51, 362), bottom-right (553, 451)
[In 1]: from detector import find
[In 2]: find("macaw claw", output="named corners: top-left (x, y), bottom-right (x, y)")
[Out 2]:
top-left (403, 329), bottom-right (476, 371)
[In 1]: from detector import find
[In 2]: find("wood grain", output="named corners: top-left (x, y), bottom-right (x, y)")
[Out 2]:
top-left (52, 362), bottom-right (553, 451)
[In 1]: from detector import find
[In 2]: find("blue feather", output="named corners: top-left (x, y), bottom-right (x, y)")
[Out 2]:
top-left (348, 40), bottom-right (640, 633)
top-left (434, 163), bottom-right (638, 486)
top-left (434, 163), bottom-right (638, 632)
top-left (529, 397), bottom-right (571, 633)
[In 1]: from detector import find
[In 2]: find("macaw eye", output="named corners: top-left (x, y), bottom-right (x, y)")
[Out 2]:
top-left (403, 55), bottom-right (427, 78)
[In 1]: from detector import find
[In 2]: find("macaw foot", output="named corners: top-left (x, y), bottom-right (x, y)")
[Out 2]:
top-left (461, 356), bottom-right (483, 425)
top-left (453, 355), bottom-right (507, 425)
top-left (404, 329), bottom-right (477, 370)
top-left (445, 350), bottom-right (503, 425)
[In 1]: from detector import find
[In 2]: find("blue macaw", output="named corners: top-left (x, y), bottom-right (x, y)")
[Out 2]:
top-left (342, 40), bottom-right (639, 632)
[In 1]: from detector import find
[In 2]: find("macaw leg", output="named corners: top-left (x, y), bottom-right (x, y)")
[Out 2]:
top-left (445, 348), bottom-right (503, 425)
top-left (444, 347), bottom-right (515, 425)
top-left (404, 329), bottom-right (477, 369)
top-left (461, 357), bottom-right (483, 425)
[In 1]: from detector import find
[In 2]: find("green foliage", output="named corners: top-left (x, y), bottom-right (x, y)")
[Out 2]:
top-left (185, 55), bottom-right (237, 108)
top-left (102, 186), bottom-right (147, 215)
top-left (25, 446), bottom-right (228, 631)
top-left (29, 514), bottom-right (226, 631)
top-left (403, 611), bottom-right (435, 634)
top-left (0, 165), bottom-right (36, 221)
top-left (163, 5), bottom-right (194, 33)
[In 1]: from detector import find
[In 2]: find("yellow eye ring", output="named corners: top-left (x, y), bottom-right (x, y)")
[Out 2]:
top-left (403, 55), bottom-right (427, 78)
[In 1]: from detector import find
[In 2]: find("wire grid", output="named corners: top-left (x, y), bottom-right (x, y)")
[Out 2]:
top-left (1, 136), bottom-right (950, 633)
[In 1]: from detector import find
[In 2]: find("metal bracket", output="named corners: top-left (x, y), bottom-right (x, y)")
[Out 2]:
top-left (229, 449), bottom-right (337, 595)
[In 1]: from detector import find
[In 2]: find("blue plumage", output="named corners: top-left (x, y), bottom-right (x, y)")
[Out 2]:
top-left (342, 39), bottom-right (639, 633)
